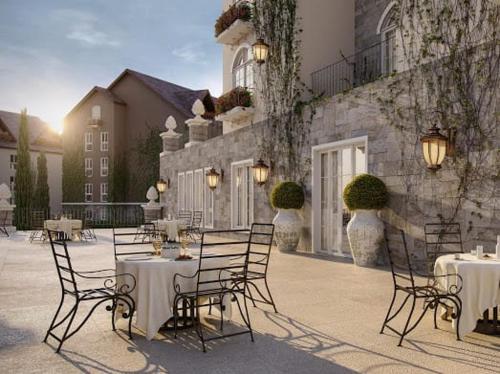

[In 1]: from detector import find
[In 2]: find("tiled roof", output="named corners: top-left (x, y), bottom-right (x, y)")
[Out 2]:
top-left (123, 69), bottom-right (210, 117)
top-left (0, 110), bottom-right (62, 153)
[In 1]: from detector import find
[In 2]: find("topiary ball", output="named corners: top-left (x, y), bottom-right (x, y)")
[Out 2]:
top-left (271, 181), bottom-right (305, 210)
top-left (343, 174), bottom-right (389, 210)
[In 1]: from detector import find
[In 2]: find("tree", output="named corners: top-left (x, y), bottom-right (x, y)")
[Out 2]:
top-left (34, 152), bottom-right (50, 212)
top-left (14, 109), bottom-right (33, 229)
top-left (62, 139), bottom-right (85, 202)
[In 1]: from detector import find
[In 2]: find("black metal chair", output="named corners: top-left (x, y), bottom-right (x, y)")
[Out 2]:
top-left (177, 210), bottom-right (192, 226)
top-left (80, 216), bottom-right (97, 241)
top-left (380, 229), bottom-right (463, 346)
top-left (133, 222), bottom-right (157, 242)
top-left (29, 210), bottom-right (47, 242)
top-left (113, 227), bottom-right (155, 260)
top-left (172, 229), bottom-right (254, 352)
top-left (186, 211), bottom-right (203, 242)
top-left (424, 222), bottom-right (463, 274)
top-left (44, 230), bottom-right (136, 353)
top-left (0, 210), bottom-right (8, 237)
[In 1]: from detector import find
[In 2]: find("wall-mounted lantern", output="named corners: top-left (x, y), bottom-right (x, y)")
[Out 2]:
top-left (252, 38), bottom-right (269, 64)
top-left (206, 168), bottom-right (224, 190)
top-left (252, 158), bottom-right (270, 186)
top-left (156, 178), bottom-right (169, 193)
top-left (420, 124), bottom-right (448, 171)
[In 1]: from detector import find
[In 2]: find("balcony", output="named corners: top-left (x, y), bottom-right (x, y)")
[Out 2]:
top-left (311, 38), bottom-right (398, 97)
top-left (215, 1), bottom-right (253, 45)
top-left (87, 118), bottom-right (103, 128)
top-left (215, 87), bottom-right (254, 123)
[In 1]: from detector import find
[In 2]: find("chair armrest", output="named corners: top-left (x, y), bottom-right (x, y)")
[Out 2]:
top-left (173, 271), bottom-right (199, 294)
top-left (432, 273), bottom-right (463, 295)
top-left (74, 269), bottom-right (136, 294)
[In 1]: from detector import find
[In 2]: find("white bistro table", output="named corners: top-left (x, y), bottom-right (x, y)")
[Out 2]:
top-left (116, 254), bottom-right (231, 340)
top-left (44, 219), bottom-right (82, 240)
top-left (151, 219), bottom-right (186, 241)
top-left (434, 253), bottom-right (500, 337)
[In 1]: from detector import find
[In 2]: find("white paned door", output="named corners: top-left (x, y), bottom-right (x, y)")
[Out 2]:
top-left (231, 160), bottom-right (254, 229)
top-left (313, 138), bottom-right (367, 256)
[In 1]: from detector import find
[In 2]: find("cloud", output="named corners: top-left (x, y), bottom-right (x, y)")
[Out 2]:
top-left (172, 43), bottom-right (206, 64)
top-left (52, 8), bottom-right (121, 47)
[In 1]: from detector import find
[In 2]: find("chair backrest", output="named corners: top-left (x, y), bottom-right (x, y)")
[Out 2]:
top-left (194, 229), bottom-right (251, 297)
top-left (178, 210), bottom-right (192, 226)
top-left (47, 230), bottom-right (79, 295)
top-left (32, 210), bottom-right (47, 230)
top-left (112, 228), bottom-right (155, 260)
top-left (384, 229), bottom-right (417, 291)
top-left (191, 211), bottom-right (203, 229)
top-left (424, 222), bottom-right (463, 272)
top-left (247, 223), bottom-right (275, 276)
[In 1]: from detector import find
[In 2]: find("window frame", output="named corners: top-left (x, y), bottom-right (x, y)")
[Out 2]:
top-left (100, 131), bottom-right (109, 152)
top-left (100, 157), bottom-right (109, 177)
top-left (100, 182), bottom-right (108, 202)
top-left (84, 183), bottom-right (93, 202)
top-left (9, 154), bottom-right (17, 170)
top-left (85, 132), bottom-right (93, 152)
top-left (230, 159), bottom-right (254, 230)
top-left (85, 158), bottom-right (93, 177)
top-left (232, 46), bottom-right (254, 89)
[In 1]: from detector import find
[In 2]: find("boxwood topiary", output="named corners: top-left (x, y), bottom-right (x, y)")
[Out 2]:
top-left (343, 174), bottom-right (388, 210)
top-left (271, 181), bottom-right (305, 210)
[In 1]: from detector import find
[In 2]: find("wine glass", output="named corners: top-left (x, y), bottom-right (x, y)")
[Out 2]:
top-left (152, 238), bottom-right (162, 256)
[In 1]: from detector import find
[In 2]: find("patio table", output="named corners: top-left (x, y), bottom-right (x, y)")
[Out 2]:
top-left (44, 219), bottom-right (82, 240)
top-left (116, 251), bottom-right (231, 340)
top-left (434, 253), bottom-right (500, 337)
top-left (151, 219), bottom-right (186, 241)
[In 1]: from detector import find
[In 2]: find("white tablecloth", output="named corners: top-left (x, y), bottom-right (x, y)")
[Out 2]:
top-left (44, 219), bottom-right (82, 239)
top-left (152, 219), bottom-right (185, 240)
top-left (434, 254), bottom-right (500, 337)
top-left (116, 254), bottom-right (232, 340)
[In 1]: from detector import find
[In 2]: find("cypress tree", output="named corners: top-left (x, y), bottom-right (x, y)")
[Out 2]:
top-left (14, 109), bottom-right (33, 229)
top-left (34, 152), bottom-right (50, 212)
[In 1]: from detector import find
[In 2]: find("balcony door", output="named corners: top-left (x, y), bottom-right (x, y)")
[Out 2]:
top-left (231, 159), bottom-right (254, 229)
top-left (312, 137), bottom-right (367, 256)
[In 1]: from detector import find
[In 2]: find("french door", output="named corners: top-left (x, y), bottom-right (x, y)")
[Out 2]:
top-left (312, 138), bottom-right (367, 256)
top-left (231, 159), bottom-right (254, 229)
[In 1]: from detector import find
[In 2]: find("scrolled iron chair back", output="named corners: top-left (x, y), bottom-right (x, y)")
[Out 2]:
top-left (384, 229), bottom-right (417, 291)
top-left (47, 230), bottom-right (79, 295)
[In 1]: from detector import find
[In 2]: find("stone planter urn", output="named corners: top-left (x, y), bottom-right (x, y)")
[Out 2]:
top-left (347, 209), bottom-right (384, 266)
top-left (273, 209), bottom-right (303, 252)
top-left (270, 181), bottom-right (305, 252)
top-left (343, 174), bottom-right (389, 267)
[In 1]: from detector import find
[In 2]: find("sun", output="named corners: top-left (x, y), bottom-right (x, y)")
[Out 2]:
top-left (47, 118), bottom-right (64, 135)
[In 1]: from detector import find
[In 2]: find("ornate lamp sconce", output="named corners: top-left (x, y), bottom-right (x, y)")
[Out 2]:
top-left (206, 168), bottom-right (224, 190)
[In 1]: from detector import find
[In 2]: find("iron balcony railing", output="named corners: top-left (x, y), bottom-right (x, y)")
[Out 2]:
top-left (311, 38), bottom-right (397, 97)
top-left (61, 203), bottom-right (144, 228)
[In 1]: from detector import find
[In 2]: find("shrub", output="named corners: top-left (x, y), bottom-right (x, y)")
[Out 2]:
top-left (215, 87), bottom-right (252, 115)
top-left (271, 181), bottom-right (305, 210)
top-left (343, 174), bottom-right (389, 210)
top-left (215, 2), bottom-right (252, 37)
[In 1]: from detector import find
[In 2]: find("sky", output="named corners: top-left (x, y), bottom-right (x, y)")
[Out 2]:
top-left (0, 0), bottom-right (223, 133)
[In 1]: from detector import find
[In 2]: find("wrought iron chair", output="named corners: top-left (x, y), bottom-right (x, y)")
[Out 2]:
top-left (0, 210), bottom-right (8, 237)
top-left (209, 223), bottom-right (277, 313)
top-left (133, 222), bottom-right (157, 242)
top-left (177, 210), bottom-right (193, 226)
top-left (113, 227), bottom-right (155, 260)
top-left (380, 229), bottom-right (463, 346)
top-left (424, 222), bottom-right (463, 274)
top-left (44, 230), bottom-right (136, 353)
top-left (172, 229), bottom-right (254, 352)
top-left (29, 209), bottom-right (47, 242)
top-left (80, 215), bottom-right (97, 241)
top-left (186, 210), bottom-right (203, 242)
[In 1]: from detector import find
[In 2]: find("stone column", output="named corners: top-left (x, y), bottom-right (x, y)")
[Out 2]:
top-left (185, 99), bottom-right (211, 148)
top-left (160, 116), bottom-right (183, 156)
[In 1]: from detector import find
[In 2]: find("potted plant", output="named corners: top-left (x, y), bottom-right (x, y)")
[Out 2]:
top-left (343, 174), bottom-right (389, 267)
top-left (271, 181), bottom-right (305, 252)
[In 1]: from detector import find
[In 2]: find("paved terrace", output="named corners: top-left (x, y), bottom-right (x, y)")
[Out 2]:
top-left (0, 231), bottom-right (498, 374)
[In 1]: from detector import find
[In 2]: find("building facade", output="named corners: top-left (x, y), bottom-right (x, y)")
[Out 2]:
top-left (0, 110), bottom-right (63, 214)
top-left (64, 69), bottom-right (218, 204)
top-left (159, 0), bottom-right (499, 259)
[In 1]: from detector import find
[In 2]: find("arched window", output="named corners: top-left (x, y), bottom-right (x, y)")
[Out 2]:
top-left (377, 2), bottom-right (398, 74)
top-left (232, 47), bottom-right (254, 89)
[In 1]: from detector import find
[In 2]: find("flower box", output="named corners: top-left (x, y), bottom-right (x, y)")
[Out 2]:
top-left (215, 87), bottom-right (254, 123)
top-left (215, 2), bottom-right (252, 45)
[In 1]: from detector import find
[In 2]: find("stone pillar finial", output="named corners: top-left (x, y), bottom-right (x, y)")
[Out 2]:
top-left (160, 116), bottom-right (183, 155)
top-left (185, 99), bottom-right (211, 148)
top-left (164, 116), bottom-right (178, 135)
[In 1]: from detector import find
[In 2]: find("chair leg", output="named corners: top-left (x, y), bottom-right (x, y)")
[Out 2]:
top-left (381, 290), bottom-right (397, 334)
top-left (433, 302), bottom-right (439, 329)
top-left (264, 278), bottom-right (278, 313)
top-left (246, 283), bottom-right (257, 307)
top-left (219, 296), bottom-right (224, 332)
top-left (111, 299), bottom-right (117, 331)
top-left (56, 304), bottom-right (79, 353)
top-left (398, 297), bottom-right (416, 347)
top-left (194, 304), bottom-right (206, 352)
top-left (242, 292), bottom-right (254, 343)
top-left (44, 294), bottom-right (65, 343)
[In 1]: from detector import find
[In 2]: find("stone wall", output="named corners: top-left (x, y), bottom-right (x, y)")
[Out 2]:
top-left (160, 76), bottom-right (500, 261)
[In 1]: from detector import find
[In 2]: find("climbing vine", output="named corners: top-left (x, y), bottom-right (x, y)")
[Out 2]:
top-left (377, 0), bottom-right (500, 225)
top-left (252, 0), bottom-right (322, 185)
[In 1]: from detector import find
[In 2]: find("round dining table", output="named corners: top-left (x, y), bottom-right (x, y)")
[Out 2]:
top-left (44, 219), bottom-right (82, 240)
top-left (434, 253), bottom-right (500, 337)
top-left (116, 253), bottom-right (232, 340)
